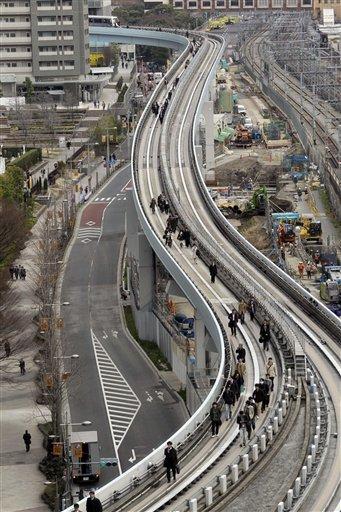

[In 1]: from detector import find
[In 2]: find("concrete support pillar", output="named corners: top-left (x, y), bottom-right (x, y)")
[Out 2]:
top-left (278, 408), bottom-right (283, 425)
top-left (311, 444), bottom-right (316, 463)
top-left (286, 489), bottom-right (293, 509)
top-left (294, 477), bottom-right (301, 498)
top-left (219, 474), bottom-right (227, 494)
top-left (252, 444), bottom-right (259, 462)
top-left (314, 434), bottom-right (319, 448)
top-left (189, 499), bottom-right (197, 512)
top-left (316, 416), bottom-right (321, 428)
top-left (287, 368), bottom-right (292, 385)
top-left (242, 454), bottom-right (249, 472)
top-left (301, 466), bottom-right (307, 486)
top-left (277, 503), bottom-right (285, 512)
top-left (284, 391), bottom-right (289, 405)
top-left (273, 416), bottom-right (279, 434)
top-left (267, 425), bottom-right (273, 442)
top-left (260, 434), bottom-right (266, 453)
top-left (194, 314), bottom-right (206, 370)
top-left (205, 487), bottom-right (213, 506)
top-left (307, 455), bottom-right (313, 473)
top-left (231, 464), bottom-right (238, 483)
top-left (202, 101), bottom-right (215, 172)
top-left (282, 399), bottom-right (287, 417)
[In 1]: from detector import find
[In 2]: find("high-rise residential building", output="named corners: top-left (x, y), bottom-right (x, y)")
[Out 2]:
top-left (0, 0), bottom-right (92, 99)
top-left (88, 0), bottom-right (112, 16)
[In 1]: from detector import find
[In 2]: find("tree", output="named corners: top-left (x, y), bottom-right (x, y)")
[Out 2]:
top-left (24, 77), bottom-right (34, 103)
top-left (0, 165), bottom-right (25, 204)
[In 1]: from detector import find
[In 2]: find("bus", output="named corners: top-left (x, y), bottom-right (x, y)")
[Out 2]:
top-left (89, 15), bottom-right (119, 27)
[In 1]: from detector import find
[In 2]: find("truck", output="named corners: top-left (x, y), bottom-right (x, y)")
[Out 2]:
top-left (71, 431), bottom-right (101, 483)
top-left (298, 214), bottom-right (322, 244)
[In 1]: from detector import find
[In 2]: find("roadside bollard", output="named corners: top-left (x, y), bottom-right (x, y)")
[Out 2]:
top-left (277, 502), bottom-right (284, 512)
top-left (252, 444), bottom-right (259, 462)
top-left (309, 374), bottom-right (314, 387)
top-left (267, 425), bottom-right (273, 442)
top-left (307, 455), bottom-right (313, 473)
top-left (278, 408), bottom-right (283, 425)
top-left (273, 416), bottom-right (279, 434)
top-left (301, 466), bottom-right (307, 486)
top-left (311, 444), bottom-right (316, 463)
top-left (314, 434), bottom-right (319, 448)
top-left (219, 474), bottom-right (227, 495)
top-left (189, 498), bottom-right (197, 512)
top-left (242, 454), bottom-right (249, 472)
top-left (284, 391), bottom-right (289, 405)
top-left (286, 489), bottom-right (293, 509)
top-left (294, 477), bottom-right (301, 498)
top-left (260, 434), bottom-right (266, 453)
top-left (316, 426), bottom-right (320, 443)
top-left (205, 487), bottom-right (213, 506)
top-left (287, 368), bottom-right (292, 385)
top-left (282, 399), bottom-right (287, 417)
top-left (231, 464), bottom-right (239, 483)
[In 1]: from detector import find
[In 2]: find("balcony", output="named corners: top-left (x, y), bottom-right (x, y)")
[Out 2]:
top-left (38, 36), bottom-right (57, 41)
top-left (1, 6), bottom-right (30, 14)
top-left (1, 21), bottom-right (30, 28)
top-left (0, 36), bottom-right (31, 44)
top-left (0, 52), bottom-right (31, 59)
top-left (39, 51), bottom-right (58, 56)
top-left (39, 65), bottom-right (58, 71)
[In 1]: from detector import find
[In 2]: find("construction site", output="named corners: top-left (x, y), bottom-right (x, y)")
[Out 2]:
top-left (205, 12), bottom-right (341, 316)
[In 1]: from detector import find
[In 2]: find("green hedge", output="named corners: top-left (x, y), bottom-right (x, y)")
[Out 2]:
top-left (11, 148), bottom-right (42, 171)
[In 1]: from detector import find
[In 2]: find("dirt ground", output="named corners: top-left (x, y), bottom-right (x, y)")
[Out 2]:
top-left (238, 215), bottom-right (271, 251)
top-left (214, 157), bottom-right (282, 188)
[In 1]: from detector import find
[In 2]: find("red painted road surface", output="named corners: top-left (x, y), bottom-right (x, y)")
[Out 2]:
top-left (80, 203), bottom-right (107, 228)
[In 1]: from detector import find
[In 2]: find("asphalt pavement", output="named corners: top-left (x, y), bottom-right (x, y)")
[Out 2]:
top-left (61, 163), bottom-right (188, 486)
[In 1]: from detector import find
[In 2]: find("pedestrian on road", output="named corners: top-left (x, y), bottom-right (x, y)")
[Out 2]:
top-left (19, 358), bottom-right (26, 375)
top-left (236, 343), bottom-right (246, 362)
top-left (236, 359), bottom-right (246, 380)
top-left (223, 383), bottom-right (235, 421)
top-left (260, 320), bottom-right (271, 351)
top-left (238, 299), bottom-right (247, 324)
top-left (163, 441), bottom-right (178, 483)
top-left (72, 504), bottom-right (80, 511)
top-left (150, 197), bottom-right (156, 214)
top-left (9, 265), bottom-right (14, 280)
top-left (209, 262), bottom-right (217, 283)
top-left (266, 357), bottom-right (277, 391)
top-left (4, 341), bottom-right (11, 357)
top-left (210, 402), bottom-right (222, 437)
top-left (260, 378), bottom-right (270, 413)
top-left (237, 411), bottom-right (248, 447)
top-left (245, 398), bottom-right (256, 431)
top-left (102, 101), bottom-right (105, 110)
top-left (19, 266), bottom-right (26, 280)
top-left (228, 308), bottom-right (239, 336)
top-left (164, 201), bottom-right (170, 214)
top-left (306, 261), bottom-right (312, 279)
top-left (252, 384), bottom-right (264, 418)
top-left (86, 490), bottom-right (102, 512)
top-left (23, 430), bottom-right (31, 452)
top-left (191, 244), bottom-right (198, 265)
top-left (14, 266), bottom-right (19, 280)
top-left (249, 298), bottom-right (256, 321)
top-left (183, 230), bottom-right (190, 248)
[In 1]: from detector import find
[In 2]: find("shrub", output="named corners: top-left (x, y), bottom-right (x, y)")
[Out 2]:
top-left (11, 148), bottom-right (42, 171)
top-left (117, 84), bottom-right (128, 103)
top-left (116, 76), bottom-right (123, 91)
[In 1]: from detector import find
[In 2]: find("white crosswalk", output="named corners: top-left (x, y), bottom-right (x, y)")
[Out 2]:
top-left (91, 330), bottom-right (141, 448)
top-left (77, 227), bottom-right (102, 242)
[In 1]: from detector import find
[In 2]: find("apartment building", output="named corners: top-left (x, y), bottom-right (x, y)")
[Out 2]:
top-left (143, 0), bottom-right (313, 10)
top-left (0, 0), bottom-right (91, 98)
top-left (88, 0), bottom-right (112, 15)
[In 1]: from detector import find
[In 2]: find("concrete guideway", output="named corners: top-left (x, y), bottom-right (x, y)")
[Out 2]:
top-left (64, 26), bottom-right (340, 512)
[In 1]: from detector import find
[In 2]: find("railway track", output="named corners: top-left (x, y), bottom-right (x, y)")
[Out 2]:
top-left (64, 27), bottom-right (340, 512)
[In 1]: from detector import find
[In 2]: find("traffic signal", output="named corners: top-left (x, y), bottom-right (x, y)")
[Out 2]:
top-left (52, 442), bottom-right (63, 456)
top-left (100, 458), bottom-right (118, 468)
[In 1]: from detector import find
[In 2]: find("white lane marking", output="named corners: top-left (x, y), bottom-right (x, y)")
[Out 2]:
top-left (91, 329), bottom-right (141, 448)
top-left (155, 391), bottom-right (164, 401)
top-left (129, 449), bottom-right (136, 463)
top-left (77, 227), bottom-right (102, 240)
top-left (102, 330), bottom-right (108, 339)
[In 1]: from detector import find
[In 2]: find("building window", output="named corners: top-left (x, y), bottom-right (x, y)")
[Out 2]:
top-left (244, 0), bottom-right (254, 5)
top-left (301, 0), bottom-right (312, 5)
top-left (271, 0), bottom-right (283, 7)
top-left (202, 0), bottom-right (211, 5)
top-left (258, 0), bottom-right (268, 6)
top-left (216, 0), bottom-right (226, 5)
top-left (174, 0), bottom-right (184, 5)
top-left (229, 0), bottom-right (239, 6)
top-left (188, 0), bottom-right (198, 6)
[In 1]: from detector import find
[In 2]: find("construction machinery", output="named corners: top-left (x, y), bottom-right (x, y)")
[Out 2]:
top-left (298, 214), bottom-right (323, 244)
top-left (243, 186), bottom-right (267, 216)
top-left (320, 266), bottom-right (341, 303)
top-left (232, 124), bottom-right (252, 147)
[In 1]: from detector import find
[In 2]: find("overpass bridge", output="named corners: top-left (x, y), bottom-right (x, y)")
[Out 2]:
top-left (65, 26), bottom-right (340, 512)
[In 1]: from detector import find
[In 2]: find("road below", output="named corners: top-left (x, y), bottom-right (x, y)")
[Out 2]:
top-left (61, 164), bottom-right (188, 485)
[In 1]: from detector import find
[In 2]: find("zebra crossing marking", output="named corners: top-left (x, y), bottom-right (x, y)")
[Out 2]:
top-left (91, 330), bottom-right (141, 450)
top-left (77, 227), bottom-right (102, 241)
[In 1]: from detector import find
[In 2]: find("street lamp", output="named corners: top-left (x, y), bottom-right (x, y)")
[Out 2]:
top-left (60, 416), bottom-right (92, 508)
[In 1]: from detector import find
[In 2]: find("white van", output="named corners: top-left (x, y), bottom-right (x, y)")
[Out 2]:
top-left (243, 117), bottom-right (253, 129)
top-left (153, 72), bottom-right (163, 84)
top-left (236, 104), bottom-right (247, 115)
